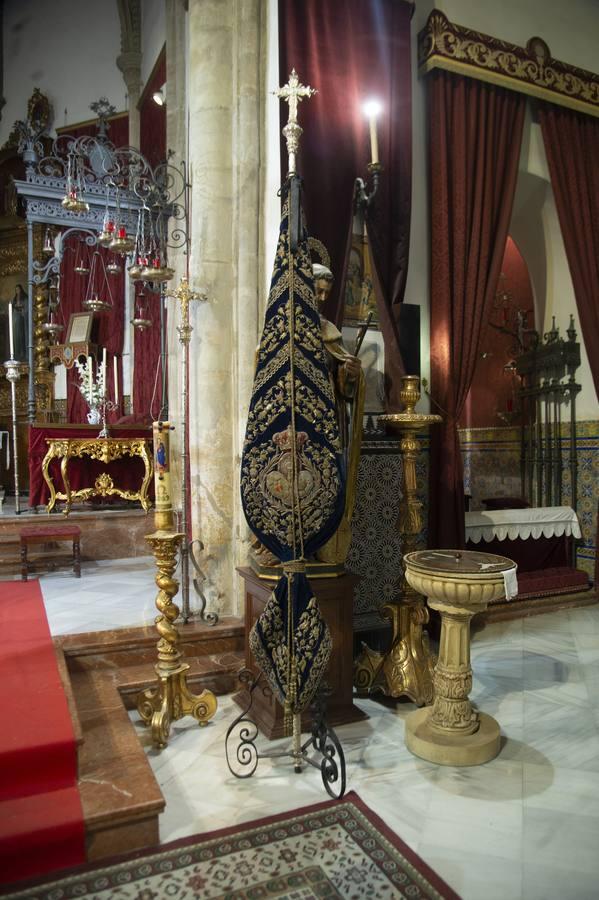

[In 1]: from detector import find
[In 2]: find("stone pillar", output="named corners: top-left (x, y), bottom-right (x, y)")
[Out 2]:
top-left (116, 0), bottom-right (142, 148)
top-left (117, 50), bottom-right (142, 148)
top-left (185, 0), bottom-right (264, 616)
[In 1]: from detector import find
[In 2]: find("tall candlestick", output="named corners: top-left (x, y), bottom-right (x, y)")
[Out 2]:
top-left (102, 348), bottom-right (107, 399)
top-left (114, 355), bottom-right (119, 404)
top-left (8, 302), bottom-right (14, 358)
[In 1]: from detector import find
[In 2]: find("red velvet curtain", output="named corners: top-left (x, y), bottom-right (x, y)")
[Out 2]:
top-left (57, 113), bottom-right (129, 147)
top-left (132, 48), bottom-right (167, 418)
top-left (538, 103), bottom-right (599, 400)
top-left (60, 237), bottom-right (124, 423)
top-left (278, 0), bottom-right (413, 364)
top-left (428, 71), bottom-right (525, 549)
top-left (140, 49), bottom-right (166, 170)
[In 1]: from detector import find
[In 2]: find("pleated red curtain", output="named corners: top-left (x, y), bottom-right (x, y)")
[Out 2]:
top-left (56, 113), bottom-right (129, 147)
top-left (278, 0), bottom-right (413, 364)
top-left (427, 71), bottom-right (526, 550)
top-left (538, 103), bottom-right (599, 400)
top-left (60, 237), bottom-right (124, 423)
top-left (132, 48), bottom-right (167, 418)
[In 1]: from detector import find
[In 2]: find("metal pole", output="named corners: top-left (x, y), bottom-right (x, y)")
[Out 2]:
top-left (159, 291), bottom-right (168, 421)
top-left (180, 306), bottom-right (190, 622)
top-left (26, 221), bottom-right (36, 424)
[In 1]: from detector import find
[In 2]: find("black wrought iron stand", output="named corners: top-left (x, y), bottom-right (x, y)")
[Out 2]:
top-left (225, 669), bottom-right (346, 799)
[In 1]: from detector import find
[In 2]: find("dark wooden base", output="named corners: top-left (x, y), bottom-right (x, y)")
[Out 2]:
top-left (235, 567), bottom-right (368, 740)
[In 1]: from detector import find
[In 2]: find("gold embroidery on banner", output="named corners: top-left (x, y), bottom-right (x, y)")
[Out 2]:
top-left (249, 590), bottom-right (332, 712)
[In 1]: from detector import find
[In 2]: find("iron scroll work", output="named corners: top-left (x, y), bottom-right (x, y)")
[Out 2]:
top-left (225, 669), bottom-right (347, 799)
top-left (13, 122), bottom-right (188, 423)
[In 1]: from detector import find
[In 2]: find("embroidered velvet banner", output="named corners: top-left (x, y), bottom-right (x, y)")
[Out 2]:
top-left (240, 181), bottom-right (345, 721)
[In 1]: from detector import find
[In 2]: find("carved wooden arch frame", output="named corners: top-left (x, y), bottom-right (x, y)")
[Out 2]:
top-left (418, 10), bottom-right (599, 118)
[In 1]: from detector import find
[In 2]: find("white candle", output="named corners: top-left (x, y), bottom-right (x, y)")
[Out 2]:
top-left (87, 355), bottom-right (92, 396)
top-left (102, 348), bottom-right (107, 399)
top-left (369, 114), bottom-right (379, 165)
top-left (8, 301), bottom-right (14, 358)
top-left (114, 355), bottom-right (119, 404)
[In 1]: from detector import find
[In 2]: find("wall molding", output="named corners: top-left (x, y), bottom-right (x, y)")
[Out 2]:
top-left (418, 10), bottom-right (599, 118)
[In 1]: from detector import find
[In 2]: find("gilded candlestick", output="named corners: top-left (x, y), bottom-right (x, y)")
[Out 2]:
top-left (354, 375), bottom-right (441, 705)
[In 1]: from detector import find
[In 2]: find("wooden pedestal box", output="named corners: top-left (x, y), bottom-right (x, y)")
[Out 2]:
top-left (234, 567), bottom-right (368, 740)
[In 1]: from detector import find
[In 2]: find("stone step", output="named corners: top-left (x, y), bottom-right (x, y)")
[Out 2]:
top-left (60, 618), bottom-right (245, 862)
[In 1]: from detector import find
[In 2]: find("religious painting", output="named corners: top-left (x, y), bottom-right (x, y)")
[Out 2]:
top-left (342, 229), bottom-right (378, 327)
top-left (66, 312), bottom-right (93, 344)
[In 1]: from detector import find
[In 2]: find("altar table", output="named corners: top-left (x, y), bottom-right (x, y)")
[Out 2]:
top-left (29, 425), bottom-right (153, 514)
top-left (465, 505), bottom-right (581, 573)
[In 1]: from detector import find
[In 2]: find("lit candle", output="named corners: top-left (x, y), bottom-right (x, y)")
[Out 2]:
top-left (102, 348), bottom-right (107, 398)
top-left (114, 355), bottom-right (119, 404)
top-left (363, 99), bottom-right (382, 166)
top-left (8, 301), bottom-right (14, 358)
top-left (369, 116), bottom-right (379, 165)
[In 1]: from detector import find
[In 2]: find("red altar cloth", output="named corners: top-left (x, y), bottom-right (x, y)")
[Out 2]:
top-left (28, 425), bottom-right (153, 508)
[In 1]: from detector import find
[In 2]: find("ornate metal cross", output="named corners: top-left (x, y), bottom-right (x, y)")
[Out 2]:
top-left (275, 69), bottom-right (317, 176)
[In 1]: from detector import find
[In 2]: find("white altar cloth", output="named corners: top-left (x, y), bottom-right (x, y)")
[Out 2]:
top-left (465, 505), bottom-right (582, 544)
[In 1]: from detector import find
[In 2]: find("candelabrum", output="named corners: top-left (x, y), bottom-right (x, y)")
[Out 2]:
top-left (3, 359), bottom-right (22, 514)
top-left (97, 396), bottom-right (117, 438)
top-left (166, 276), bottom-right (218, 626)
top-left (354, 375), bottom-right (442, 706)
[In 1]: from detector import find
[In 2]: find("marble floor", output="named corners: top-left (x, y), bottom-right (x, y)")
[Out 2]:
top-left (29, 559), bottom-right (599, 899)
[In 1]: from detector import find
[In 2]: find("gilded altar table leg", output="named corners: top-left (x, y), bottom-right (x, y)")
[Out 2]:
top-left (42, 448), bottom-right (57, 514)
top-left (139, 441), bottom-right (153, 512)
top-left (136, 531), bottom-right (217, 749)
top-left (60, 452), bottom-right (71, 516)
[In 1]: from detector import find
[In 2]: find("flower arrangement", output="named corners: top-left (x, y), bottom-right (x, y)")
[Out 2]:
top-left (75, 356), bottom-right (105, 408)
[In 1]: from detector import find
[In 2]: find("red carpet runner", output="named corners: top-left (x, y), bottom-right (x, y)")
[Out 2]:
top-left (0, 581), bottom-right (85, 883)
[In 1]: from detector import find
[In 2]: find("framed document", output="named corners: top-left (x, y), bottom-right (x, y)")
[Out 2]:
top-left (66, 312), bottom-right (93, 344)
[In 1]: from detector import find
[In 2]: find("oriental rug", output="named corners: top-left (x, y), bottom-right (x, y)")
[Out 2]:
top-left (1, 792), bottom-right (460, 899)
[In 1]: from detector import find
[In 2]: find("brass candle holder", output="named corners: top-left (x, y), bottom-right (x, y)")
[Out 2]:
top-left (136, 422), bottom-right (217, 749)
top-left (354, 375), bottom-right (441, 706)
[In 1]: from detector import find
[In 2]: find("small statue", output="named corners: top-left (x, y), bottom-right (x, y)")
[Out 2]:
top-left (252, 262), bottom-right (365, 571)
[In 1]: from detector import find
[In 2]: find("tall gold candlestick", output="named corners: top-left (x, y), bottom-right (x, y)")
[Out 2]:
top-left (354, 375), bottom-right (441, 705)
top-left (137, 420), bottom-right (217, 749)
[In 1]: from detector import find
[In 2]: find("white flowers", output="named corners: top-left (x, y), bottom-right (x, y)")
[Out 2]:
top-left (75, 357), bottom-right (104, 408)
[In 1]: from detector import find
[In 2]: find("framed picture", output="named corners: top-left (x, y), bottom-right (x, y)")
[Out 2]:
top-left (66, 312), bottom-right (93, 344)
top-left (342, 324), bottom-right (385, 413)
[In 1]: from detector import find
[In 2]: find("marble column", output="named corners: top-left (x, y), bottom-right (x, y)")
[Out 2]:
top-left (184, 0), bottom-right (264, 616)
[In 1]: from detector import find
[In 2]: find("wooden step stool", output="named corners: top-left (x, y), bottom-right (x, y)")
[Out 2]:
top-left (19, 525), bottom-right (81, 581)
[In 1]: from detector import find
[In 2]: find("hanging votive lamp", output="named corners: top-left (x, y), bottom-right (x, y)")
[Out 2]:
top-left (109, 224), bottom-right (135, 255)
top-left (61, 188), bottom-right (89, 213)
top-left (106, 255), bottom-right (122, 276)
top-left (128, 255), bottom-right (146, 281)
top-left (130, 292), bottom-right (152, 331)
top-left (140, 254), bottom-right (174, 283)
top-left (82, 251), bottom-right (113, 313)
top-left (73, 240), bottom-right (90, 275)
top-left (42, 311), bottom-right (64, 342)
top-left (98, 218), bottom-right (116, 247)
top-left (42, 228), bottom-right (54, 257)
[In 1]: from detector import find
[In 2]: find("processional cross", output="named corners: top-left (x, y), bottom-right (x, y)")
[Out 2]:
top-left (274, 68), bottom-right (317, 176)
